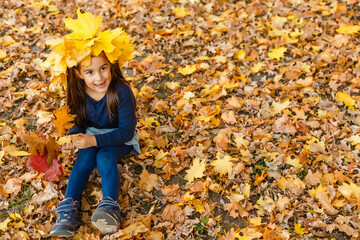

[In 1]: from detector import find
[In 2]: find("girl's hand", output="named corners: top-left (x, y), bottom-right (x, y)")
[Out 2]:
top-left (62, 141), bottom-right (75, 151)
top-left (71, 134), bottom-right (97, 149)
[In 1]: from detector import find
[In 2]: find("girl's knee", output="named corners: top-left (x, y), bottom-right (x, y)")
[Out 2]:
top-left (96, 151), bottom-right (118, 175)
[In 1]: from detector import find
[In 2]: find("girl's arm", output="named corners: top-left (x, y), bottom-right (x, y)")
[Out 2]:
top-left (68, 125), bottom-right (86, 135)
top-left (94, 84), bottom-right (136, 148)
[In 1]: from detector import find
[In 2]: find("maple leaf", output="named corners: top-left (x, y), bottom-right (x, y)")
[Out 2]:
top-left (64, 8), bottom-right (103, 40)
top-left (185, 158), bottom-right (206, 182)
top-left (336, 24), bottom-right (360, 34)
top-left (210, 153), bottom-right (234, 176)
top-left (250, 62), bottom-right (264, 73)
top-left (51, 106), bottom-right (75, 137)
top-left (173, 7), bottom-right (190, 18)
top-left (20, 132), bottom-right (59, 165)
top-left (92, 29), bottom-right (117, 56)
top-left (139, 169), bottom-right (161, 192)
top-left (268, 47), bottom-right (287, 60)
top-left (270, 100), bottom-right (291, 115)
top-left (27, 152), bottom-right (64, 181)
top-left (336, 91), bottom-right (356, 110)
top-left (139, 117), bottom-right (160, 128)
top-left (161, 204), bottom-right (182, 221)
top-left (294, 223), bottom-right (306, 235)
top-left (178, 64), bottom-right (197, 75)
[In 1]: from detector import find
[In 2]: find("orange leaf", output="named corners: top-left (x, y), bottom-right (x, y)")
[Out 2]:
top-left (51, 106), bottom-right (75, 137)
top-left (253, 170), bottom-right (268, 186)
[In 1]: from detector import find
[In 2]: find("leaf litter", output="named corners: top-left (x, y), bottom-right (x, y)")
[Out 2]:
top-left (1, 0), bottom-right (360, 239)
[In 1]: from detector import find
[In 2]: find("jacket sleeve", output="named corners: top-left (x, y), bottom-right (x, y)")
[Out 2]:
top-left (68, 125), bottom-right (86, 135)
top-left (94, 84), bottom-right (136, 147)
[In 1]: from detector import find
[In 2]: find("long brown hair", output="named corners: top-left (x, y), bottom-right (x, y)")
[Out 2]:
top-left (67, 60), bottom-right (132, 129)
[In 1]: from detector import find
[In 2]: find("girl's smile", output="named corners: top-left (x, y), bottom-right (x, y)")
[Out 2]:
top-left (76, 53), bottom-right (112, 100)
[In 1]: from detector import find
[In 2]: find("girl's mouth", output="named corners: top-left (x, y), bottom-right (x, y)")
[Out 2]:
top-left (95, 82), bottom-right (106, 88)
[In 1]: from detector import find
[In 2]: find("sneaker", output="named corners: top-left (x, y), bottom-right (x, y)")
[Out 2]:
top-left (50, 198), bottom-right (79, 237)
top-left (91, 196), bottom-right (121, 235)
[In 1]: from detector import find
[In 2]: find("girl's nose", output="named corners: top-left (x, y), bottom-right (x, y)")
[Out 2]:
top-left (94, 72), bottom-right (102, 81)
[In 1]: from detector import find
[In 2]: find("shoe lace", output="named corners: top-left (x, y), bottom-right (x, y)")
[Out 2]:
top-left (98, 197), bottom-right (119, 208)
top-left (56, 201), bottom-right (78, 221)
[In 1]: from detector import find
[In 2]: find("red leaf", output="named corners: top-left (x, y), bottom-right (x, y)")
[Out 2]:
top-left (27, 152), bottom-right (63, 181)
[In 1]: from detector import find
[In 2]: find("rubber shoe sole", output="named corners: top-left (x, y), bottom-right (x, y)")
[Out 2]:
top-left (91, 209), bottom-right (119, 235)
top-left (50, 228), bottom-right (75, 238)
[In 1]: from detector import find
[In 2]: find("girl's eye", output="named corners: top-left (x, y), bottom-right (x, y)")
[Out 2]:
top-left (101, 67), bottom-right (107, 71)
top-left (87, 71), bottom-right (93, 75)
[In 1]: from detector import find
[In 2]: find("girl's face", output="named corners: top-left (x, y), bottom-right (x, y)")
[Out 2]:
top-left (76, 54), bottom-right (112, 96)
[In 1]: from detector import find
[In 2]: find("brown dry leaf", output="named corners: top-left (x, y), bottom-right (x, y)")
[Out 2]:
top-left (221, 111), bottom-right (237, 124)
top-left (3, 178), bottom-right (23, 196)
top-left (139, 169), bottom-right (161, 192)
top-left (161, 204), bottom-right (183, 221)
top-left (315, 192), bottom-right (338, 215)
top-left (304, 170), bottom-right (323, 187)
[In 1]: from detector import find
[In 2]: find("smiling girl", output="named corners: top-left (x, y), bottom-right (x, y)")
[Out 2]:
top-left (43, 9), bottom-right (139, 237)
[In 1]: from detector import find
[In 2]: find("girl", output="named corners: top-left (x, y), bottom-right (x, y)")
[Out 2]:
top-left (44, 9), bottom-right (139, 237)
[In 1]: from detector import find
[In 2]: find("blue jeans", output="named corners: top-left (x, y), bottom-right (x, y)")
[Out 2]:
top-left (64, 144), bottom-right (133, 201)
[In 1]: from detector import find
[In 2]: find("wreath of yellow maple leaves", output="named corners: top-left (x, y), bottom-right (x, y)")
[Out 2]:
top-left (42, 8), bottom-right (134, 87)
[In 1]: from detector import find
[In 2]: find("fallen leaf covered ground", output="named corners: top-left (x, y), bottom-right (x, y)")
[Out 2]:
top-left (1, 0), bottom-right (360, 239)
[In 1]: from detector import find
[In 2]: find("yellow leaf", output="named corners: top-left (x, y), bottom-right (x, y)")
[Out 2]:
top-left (183, 91), bottom-right (195, 99)
top-left (0, 150), bottom-right (4, 164)
top-left (243, 183), bottom-right (251, 197)
top-left (166, 81), bottom-right (180, 90)
top-left (64, 8), bottom-right (103, 40)
top-left (284, 155), bottom-right (303, 169)
top-left (210, 152), bottom-right (234, 176)
top-left (214, 55), bottom-right (227, 63)
top-left (185, 158), bottom-right (206, 182)
top-left (228, 192), bottom-right (245, 202)
top-left (336, 24), bottom-right (360, 34)
top-left (0, 49), bottom-right (6, 60)
top-left (308, 184), bottom-right (327, 197)
top-left (92, 29), bottom-right (117, 56)
top-left (0, 218), bottom-right (10, 231)
top-left (349, 135), bottom-right (360, 145)
top-left (51, 106), bottom-right (75, 137)
top-left (201, 84), bottom-right (220, 97)
top-left (337, 91), bottom-right (356, 110)
top-left (146, 24), bottom-right (154, 32)
top-left (196, 105), bottom-right (220, 122)
top-left (178, 64), bottom-right (197, 75)
top-left (173, 7), bottom-right (190, 18)
top-left (249, 217), bottom-right (262, 226)
top-left (8, 151), bottom-right (31, 157)
top-left (294, 223), bottom-right (305, 235)
top-left (268, 47), bottom-right (287, 60)
top-left (57, 134), bottom-right (80, 145)
top-left (270, 100), bottom-right (291, 115)
top-left (13, 117), bottom-right (29, 129)
top-left (234, 50), bottom-right (246, 60)
top-left (139, 117), bottom-right (160, 128)
top-left (250, 62), bottom-right (264, 73)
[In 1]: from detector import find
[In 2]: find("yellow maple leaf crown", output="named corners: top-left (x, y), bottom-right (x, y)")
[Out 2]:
top-left (42, 8), bottom-right (134, 87)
